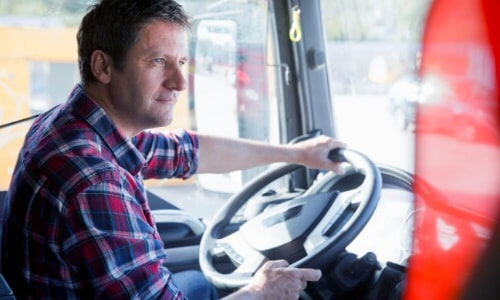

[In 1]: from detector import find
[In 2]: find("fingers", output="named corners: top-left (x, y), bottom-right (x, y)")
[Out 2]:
top-left (328, 137), bottom-right (347, 150)
top-left (263, 260), bottom-right (321, 282)
top-left (298, 268), bottom-right (322, 282)
top-left (285, 288), bottom-right (301, 300)
top-left (263, 259), bottom-right (290, 269)
top-left (287, 268), bottom-right (321, 299)
top-left (297, 135), bottom-right (348, 174)
top-left (324, 136), bottom-right (348, 175)
top-left (248, 260), bottom-right (322, 300)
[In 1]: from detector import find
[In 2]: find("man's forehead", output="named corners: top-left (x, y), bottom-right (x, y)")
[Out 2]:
top-left (134, 21), bottom-right (188, 53)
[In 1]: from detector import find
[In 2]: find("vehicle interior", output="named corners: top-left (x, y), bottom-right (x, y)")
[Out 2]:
top-left (0, 0), bottom-right (499, 299)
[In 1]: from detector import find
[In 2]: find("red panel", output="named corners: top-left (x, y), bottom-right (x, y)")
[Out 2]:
top-left (405, 0), bottom-right (500, 299)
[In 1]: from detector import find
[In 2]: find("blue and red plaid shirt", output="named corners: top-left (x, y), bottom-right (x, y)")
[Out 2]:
top-left (1, 84), bottom-right (198, 299)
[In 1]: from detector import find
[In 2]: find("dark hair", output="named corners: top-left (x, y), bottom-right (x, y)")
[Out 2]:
top-left (77, 0), bottom-right (190, 85)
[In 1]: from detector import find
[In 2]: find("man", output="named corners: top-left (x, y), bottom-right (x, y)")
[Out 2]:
top-left (1, 0), bottom-right (346, 298)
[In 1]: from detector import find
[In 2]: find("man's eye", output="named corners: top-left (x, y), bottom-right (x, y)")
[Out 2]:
top-left (153, 58), bottom-right (165, 65)
top-left (179, 60), bottom-right (187, 67)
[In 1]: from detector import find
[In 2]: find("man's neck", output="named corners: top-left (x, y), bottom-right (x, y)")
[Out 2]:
top-left (82, 83), bottom-right (138, 139)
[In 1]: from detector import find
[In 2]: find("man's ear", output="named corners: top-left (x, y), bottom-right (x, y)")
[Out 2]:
top-left (90, 50), bottom-right (112, 84)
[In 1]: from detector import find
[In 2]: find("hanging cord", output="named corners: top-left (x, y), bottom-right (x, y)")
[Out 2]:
top-left (288, 5), bottom-right (302, 42)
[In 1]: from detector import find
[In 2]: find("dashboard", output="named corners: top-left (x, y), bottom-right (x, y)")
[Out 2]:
top-left (346, 187), bottom-right (415, 266)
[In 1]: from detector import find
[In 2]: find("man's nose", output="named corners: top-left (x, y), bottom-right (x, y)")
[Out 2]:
top-left (166, 66), bottom-right (187, 91)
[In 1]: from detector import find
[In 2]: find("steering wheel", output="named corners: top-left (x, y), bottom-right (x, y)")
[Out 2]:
top-left (199, 149), bottom-right (382, 289)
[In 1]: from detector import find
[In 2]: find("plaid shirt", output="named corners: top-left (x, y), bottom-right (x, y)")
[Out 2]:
top-left (1, 84), bottom-right (198, 299)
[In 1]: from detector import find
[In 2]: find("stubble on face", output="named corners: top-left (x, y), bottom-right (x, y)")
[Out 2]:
top-left (107, 21), bottom-right (188, 137)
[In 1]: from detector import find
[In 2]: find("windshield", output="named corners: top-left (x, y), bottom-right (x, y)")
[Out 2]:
top-left (321, 0), bottom-right (432, 173)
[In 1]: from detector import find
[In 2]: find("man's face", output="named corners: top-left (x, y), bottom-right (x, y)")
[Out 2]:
top-left (107, 21), bottom-right (187, 136)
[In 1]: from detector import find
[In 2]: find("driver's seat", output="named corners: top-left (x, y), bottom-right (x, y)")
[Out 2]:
top-left (147, 190), bottom-right (206, 273)
top-left (0, 191), bottom-right (15, 299)
top-left (0, 274), bottom-right (14, 300)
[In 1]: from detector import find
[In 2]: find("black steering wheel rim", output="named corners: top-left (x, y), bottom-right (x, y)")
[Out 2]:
top-left (199, 149), bottom-right (382, 289)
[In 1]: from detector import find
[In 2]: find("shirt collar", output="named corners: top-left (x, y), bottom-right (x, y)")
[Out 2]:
top-left (68, 84), bottom-right (147, 175)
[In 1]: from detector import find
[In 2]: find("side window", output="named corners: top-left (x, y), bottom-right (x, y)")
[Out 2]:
top-left (0, 16), bottom-right (85, 190)
top-left (185, 0), bottom-right (279, 194)
top-left (30, 62), bottom-right (79, 114)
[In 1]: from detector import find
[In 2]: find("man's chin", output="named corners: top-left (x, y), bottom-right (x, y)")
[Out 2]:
top-left (150, 117), bottom-right (174, 130)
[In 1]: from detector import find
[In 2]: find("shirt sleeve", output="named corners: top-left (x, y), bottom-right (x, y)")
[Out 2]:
top-left (61, 180), bottom-right (184, 299)
top-left (133, 129), bottom-right (199, 180)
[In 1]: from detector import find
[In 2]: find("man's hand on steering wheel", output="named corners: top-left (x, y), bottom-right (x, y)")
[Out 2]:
top-left (224, 259), bottom-right (322, 300)
top-left (290, 135), bottom-right (347, 174)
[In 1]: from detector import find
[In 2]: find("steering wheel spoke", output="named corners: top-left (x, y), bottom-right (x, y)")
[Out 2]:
top-left (231, 251), bottom-right (267, 276)
top-left (304, 188), bottom-right (362, 253)
top-left (212, 231), bottom-right (265, 273)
